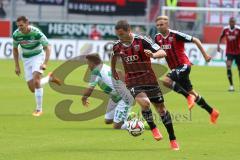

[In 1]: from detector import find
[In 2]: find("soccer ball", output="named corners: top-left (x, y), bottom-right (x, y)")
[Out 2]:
top-left (127, 119), bottom-right (145, 137)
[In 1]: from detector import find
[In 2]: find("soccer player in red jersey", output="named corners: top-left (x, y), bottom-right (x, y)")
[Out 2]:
top-left (217, 17), bottom-right (240, 92)
top-left (155, 16), bottom-right (219, 124)
top-left (111, 20), bottom-right (179, 150)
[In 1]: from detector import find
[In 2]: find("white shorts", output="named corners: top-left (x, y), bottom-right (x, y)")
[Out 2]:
top-left (22, 53), bottom-right (45, 81)
top-left (105, 98), bottom-right (131, 123)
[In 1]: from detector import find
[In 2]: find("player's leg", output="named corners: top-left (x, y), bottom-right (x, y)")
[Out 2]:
top-left (226, 54), bottom-right (234, 91)
top-left (32, 71), bottom-right (44, 116)
top-left (152, 102), bottom-right (179, 150)
top-left (23, 59), bottom-right (35, 93)
top-left (27, 80), bottom-right (35, 93)
top-left (113, 99), bottom-right (132, 129)
top-left (31, 54), bottom-right (46, 116)
top-left (188, 90), bottom-right (219, 124)
top-left (104, 99), bottom-right (116, 124)
top-left (163, 65), bottom-right (195, 109)
top-left (147, 85), bottom-right (179, 150)
top-left (130, 87), bottom-right (162, 140)
top-left (26, 73), bottom-right (60, 92)
top-left (163, 75), bottom-right (189, 97)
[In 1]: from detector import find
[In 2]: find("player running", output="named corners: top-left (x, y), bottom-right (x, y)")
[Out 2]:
top-left (13, 16), bottom-right (61, 117)
top-left (154, 15), bottom-right (219, 124)
top-left (217, 17), bottom-right (240, 92)
top-left (82, 54), bottom-right (134, 129)
top-left (111, 20), bottom-right (179, 150)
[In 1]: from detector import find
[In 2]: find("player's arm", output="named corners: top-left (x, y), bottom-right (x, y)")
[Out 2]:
top-left (111, 46), bottom-right (120, 80)
top-left (81, 86), bottom-right (94, 107)
top-left (192, 37), bottom-right (211, 62)
top-left (144, 49), bottom-right (166, 58)
top-left (175, 31), bottom-right (211, 62)
top-left (13, 47), bottom-right (21, 76)
top-left (142, 36), bottom-right (166, 58)
top-left (12, 36), bottom-right (20, 76)
top-left (217, 29), bottom-right (225, 52)
top-left (81, 69), bottom-right (100, 106)
top-left (42, 45), bottom-right (51, 70)
top-left (40, 32), bottom-right (50, 70)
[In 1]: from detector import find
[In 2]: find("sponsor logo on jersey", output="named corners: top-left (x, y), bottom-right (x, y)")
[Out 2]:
top-left (20, 40), bottom-right (30, 45)
top-left (124, 55), bottom-right (139, 62)
top-left (160, 44), bottom-right (171, 50)
top-left (168, 37), bottom-right (173, 42)
top-left (134, 45), bottom-right (140, 52)
top-left (228, 35), bottom-right (236, 41)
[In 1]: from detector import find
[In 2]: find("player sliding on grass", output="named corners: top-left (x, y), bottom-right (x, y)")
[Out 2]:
top-left (111, 20), bottom-right (179, 150)
top-left (82, 54), bottom-right (134, 129)
top-left (13, 16), bottom-right (61, 117)
top-left (154, 15), bottom-right (219, 124)
top-left (217, 17), bottom-right (240, 92)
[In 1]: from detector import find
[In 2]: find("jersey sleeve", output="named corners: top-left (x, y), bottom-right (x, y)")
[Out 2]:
top-left (39, 32), bottom-right (49, 47)
top-left (112, 42), bottom-right (120, 57)
top-left (175, 31), bottom-right (193, 42)
top-left (142, 36), bottom-right (161, 52)
top-left (88, 68), bottom-right (101, 87)
top-left (13, 39), bottom-right (19, 48)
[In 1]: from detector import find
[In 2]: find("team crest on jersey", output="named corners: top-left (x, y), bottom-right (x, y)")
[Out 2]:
top-left (134, 45), bottom-right (140, 52)
top-left (168, 37), bottom-right (173, 42)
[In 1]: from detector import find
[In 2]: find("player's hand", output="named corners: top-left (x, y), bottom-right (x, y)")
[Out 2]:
top-left (15, 66), bottom-right (21, 76)
top-left (82, 96), bottom-right (89, 107)
top-left (40, 63), bottom-right (47, 70)
top-left (144, 49), bottom-right (154, 58)
top-left (204, 55), bottom-right (212, 62)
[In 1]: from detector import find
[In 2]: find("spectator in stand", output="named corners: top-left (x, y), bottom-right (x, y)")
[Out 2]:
top-left (0, 0), bottom-right (6, 18)
top-left (89, 24), bottom-right (102, 40)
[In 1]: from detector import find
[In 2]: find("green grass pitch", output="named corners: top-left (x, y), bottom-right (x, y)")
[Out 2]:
top-left (0, 60), bottom-right (239, 160)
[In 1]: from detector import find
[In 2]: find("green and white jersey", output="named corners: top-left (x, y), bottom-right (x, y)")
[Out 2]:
top-left (89, 64), bottom-right (122, 103)
top-left (12, 25), bottom-right (49, 58)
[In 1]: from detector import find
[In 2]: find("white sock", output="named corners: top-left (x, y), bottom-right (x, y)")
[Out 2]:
top-left (35, 88), bottom-right (43, 111)
top-left (40, 75), bottom-right (50, 87)
top-left (121, 121), bottom-right (129, 130)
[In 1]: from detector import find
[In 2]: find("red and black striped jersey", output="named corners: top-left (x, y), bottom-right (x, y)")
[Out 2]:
top-left (112, 34), bottom-right (161, 87)
top-left (155, 29), bottom-right (192, 69)
top-left (221, 25), bottom-right (240, 55)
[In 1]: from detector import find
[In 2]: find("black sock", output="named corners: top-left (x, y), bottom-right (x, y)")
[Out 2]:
top-left (171, 81), bottom-right (189, 98)
top-left (227, 69), bottom-right (233, 86)
top-left (142, 109), bottom-right (156, 130)
top-left (160, 111), bottom-right (176, 141)
top-left (195, 95), bottom-right (213, 114)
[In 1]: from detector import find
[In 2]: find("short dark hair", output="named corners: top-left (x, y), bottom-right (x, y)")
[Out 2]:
top-left (16, 16), bottom-right (29, 23)
top-left (115, 20), bottom-right (130, 31)
top-left (229, 17), bottom-right (236, 22)
top-left (86, 54), bottom-right (102, 65)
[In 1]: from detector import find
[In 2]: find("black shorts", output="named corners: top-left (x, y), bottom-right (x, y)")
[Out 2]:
top-left (167, 64), bottom-right (193, 92)
top-left (226, 54), bottom-right (240, 66)
top-left (128, 85), bottom-right (164, 104)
